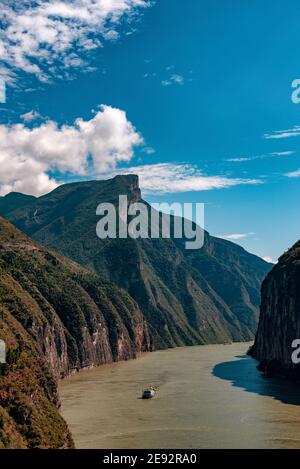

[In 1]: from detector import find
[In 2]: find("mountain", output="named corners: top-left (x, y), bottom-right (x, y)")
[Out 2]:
top-left (250, 240), bottom-right (300, 377)
top-left (0, 193), bottom-right (36, 217)
top-left (0, 217), bottom-right (150, 448)
top-left (2, 175), bottom-right (271, 348)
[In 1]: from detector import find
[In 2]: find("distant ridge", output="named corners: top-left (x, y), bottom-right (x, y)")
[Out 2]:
top-left (0, 192), bottom-right (35, 217)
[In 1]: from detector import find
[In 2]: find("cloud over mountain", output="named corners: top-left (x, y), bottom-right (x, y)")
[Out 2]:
top-left (0, 105), bottom-right (143, 195)
top-left (218, 232), bottom-right (256, 241)
top-left (107, 163), bottom-right (262, 194)
top-left (0, 105), bottom-right (262, 197)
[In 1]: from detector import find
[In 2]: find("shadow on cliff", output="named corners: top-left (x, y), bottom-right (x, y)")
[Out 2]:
top-left (213, 354), bottom-right (300, 406)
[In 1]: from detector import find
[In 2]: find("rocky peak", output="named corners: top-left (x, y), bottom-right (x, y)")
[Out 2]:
top-left (113, 174), bottom-right (142, 203)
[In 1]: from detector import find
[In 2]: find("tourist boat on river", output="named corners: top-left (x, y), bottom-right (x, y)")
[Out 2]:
top-left (142, 386), bottom-right (157, 399)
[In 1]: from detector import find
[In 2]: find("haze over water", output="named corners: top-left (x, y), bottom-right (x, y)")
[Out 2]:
top-left (60, 343), bottom-right (300, 449)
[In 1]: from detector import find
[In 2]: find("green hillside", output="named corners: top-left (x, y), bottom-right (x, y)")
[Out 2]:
top-left (0, 217), bottom-right (149, 448)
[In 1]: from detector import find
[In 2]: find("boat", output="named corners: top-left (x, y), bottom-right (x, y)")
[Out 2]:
top-left (142, 386), bottom-right (157, 399)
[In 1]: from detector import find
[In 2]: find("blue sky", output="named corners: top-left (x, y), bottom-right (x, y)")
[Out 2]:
top-left (1, 0), bottom-right (300, 261)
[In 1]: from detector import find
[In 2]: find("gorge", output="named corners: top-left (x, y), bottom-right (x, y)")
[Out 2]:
top-left (0, 175), bottom-right (272, 448)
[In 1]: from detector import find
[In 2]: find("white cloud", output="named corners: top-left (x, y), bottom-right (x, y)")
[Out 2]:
top-left (0, 107), bottom-right (263, 198)
top-left (162, 74), bottom-right (184, 87)
top-left (226, 157), bottom-right (253, 163)
top-left (285, 168), bottom-right (300, 178)
top-left (0, 79), bottom-right (6, 103)
top-left (143, 146), bottom-right (155, 155)
top-left (263, 256), bottom-right (276, 264)
top-left (143, 72), bottom-right (156, 79)
top-left (270, 151), bottom-right (295, 157)
top-left (0, 105), bottom-right (143, 196)
top-left (105, 163), bottom-right (262, 194)
top-left (20, 110), bottom-right (42, 122)
top-left (264, 126), bottom-right (300, 139)
top-left (218, 232), bottom-right (256, 241)
top-left (0, 0), bottom-right (151, 81)
top-left (227, 151), bottom-right (295, 163)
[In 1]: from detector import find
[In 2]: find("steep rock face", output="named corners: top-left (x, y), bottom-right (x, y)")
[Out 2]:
top-left (250, 241), bottom-right (300, 375)
top-left (0, 305), bottom-right (73, 449)
top-left (0, 217), bottom-right (150, 448)
top-left (3, 175), bottom-right (272, 348)
top-left (182, 234), bottom-right (268, 334)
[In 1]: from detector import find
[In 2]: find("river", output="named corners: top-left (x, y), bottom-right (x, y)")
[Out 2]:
top-left (59, 343), bottom-right (300, 449)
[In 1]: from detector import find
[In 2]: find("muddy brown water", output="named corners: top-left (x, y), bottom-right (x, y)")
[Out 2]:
top-left (59, 343), bottom-right (300, 449)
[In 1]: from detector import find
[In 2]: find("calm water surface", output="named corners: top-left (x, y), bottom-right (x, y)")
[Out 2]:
top-left (59, 343), bottom-right (300, 449)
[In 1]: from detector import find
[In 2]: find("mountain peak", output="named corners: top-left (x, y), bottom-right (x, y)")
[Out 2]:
top-left (111, 174), bottom-right (141, 202)
top-left (113, 173), bottom-right (139, 185)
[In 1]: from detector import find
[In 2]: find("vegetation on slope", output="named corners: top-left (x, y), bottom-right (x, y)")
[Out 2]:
top-left (0, 217), bottom-right (149, 448)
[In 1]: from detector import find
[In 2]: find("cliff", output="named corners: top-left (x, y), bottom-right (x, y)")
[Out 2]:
top-left (2, 175), bottom-right (271, 348)
top-left (250, 240), bottom-right (300, 377)
top-left (0, 217), bottom-right (150, 448)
